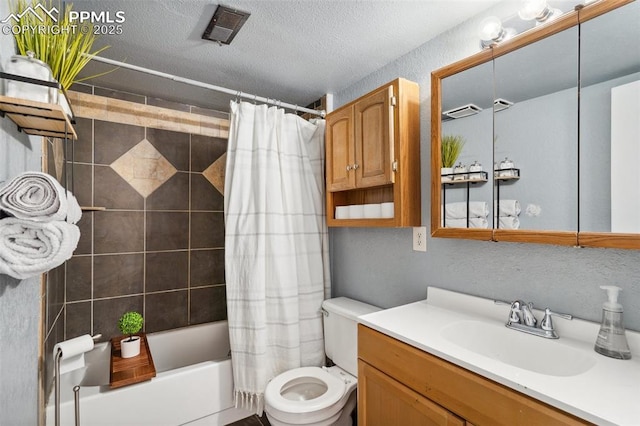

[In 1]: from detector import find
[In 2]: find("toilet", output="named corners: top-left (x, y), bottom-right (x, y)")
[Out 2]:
top-left (264, 297), bottom-right (380, 426)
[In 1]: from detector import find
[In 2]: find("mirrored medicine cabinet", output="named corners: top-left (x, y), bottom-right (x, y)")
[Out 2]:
top-left (431, 0), bottom-right (640, 249)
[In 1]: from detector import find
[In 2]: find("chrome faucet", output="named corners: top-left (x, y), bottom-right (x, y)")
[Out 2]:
top-left (505, 300), bottom-right (572, 339)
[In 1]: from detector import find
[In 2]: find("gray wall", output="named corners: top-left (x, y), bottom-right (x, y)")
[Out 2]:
top-left (0, 12), bottom-right (43, 424)
top-left (330, 5), bottom-right (640, 332)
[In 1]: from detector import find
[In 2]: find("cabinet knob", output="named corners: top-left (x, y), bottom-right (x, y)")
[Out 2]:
top-left (352, 163), bottom-right (359, 170)
top-left (346, 165), bottom-right (352, 171)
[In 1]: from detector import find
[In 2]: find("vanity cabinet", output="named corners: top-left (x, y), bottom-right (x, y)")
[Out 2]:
top-left (326, 78), bottom-right (420, 227)
top-left (358, 325), bottom-right (590, 426)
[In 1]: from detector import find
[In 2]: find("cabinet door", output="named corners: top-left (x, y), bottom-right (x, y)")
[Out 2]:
top-left (326, 106), bottom-right (356, 191)
top-left (358, 360), bottom-right (465, 426)
top-left (355, 85), bottom-right (394, 188)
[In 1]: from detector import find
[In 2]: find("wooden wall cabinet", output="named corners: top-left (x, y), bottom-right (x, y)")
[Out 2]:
top-left (326, 78), bottom-right (420, 227)
top-left (358, 325), bottom-right (590, 426)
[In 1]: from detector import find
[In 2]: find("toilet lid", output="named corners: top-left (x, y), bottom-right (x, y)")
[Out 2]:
top-left (265, 366), bottom-right (346, 414)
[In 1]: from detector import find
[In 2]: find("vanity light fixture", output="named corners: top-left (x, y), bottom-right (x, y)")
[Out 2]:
top-left (494, 98), bottom-right (514, 112)
top-left (443, 103), bottom-right (482, 119)
top-left (202, 5), bottom-right (251, 45)
top-left (518, 0), bottom-right (562, 23)
top-left (478, 16), bottom-right (516, 48)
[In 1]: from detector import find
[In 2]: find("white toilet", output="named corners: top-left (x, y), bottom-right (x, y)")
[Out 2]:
top-left (264, 297), bottom-right (380, 426)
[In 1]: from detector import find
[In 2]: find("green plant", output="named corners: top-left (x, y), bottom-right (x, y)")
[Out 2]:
top-left (118, 311), bottom-right (143, 341)
top-left (441, 135), bottom-right (466, 168)
top-left (10, 0), bottom-right (110, 90)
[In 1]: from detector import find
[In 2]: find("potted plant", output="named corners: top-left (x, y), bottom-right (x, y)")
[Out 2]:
top-left (118, 311), bottom-right (144, 358)
top-left (8, 0), bottom-right (110, 94)
top-left (441, 134), bottom-right (465, 182)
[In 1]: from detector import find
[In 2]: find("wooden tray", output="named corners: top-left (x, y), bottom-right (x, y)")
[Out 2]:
top-left (110, 334), bottom-right (156, 389)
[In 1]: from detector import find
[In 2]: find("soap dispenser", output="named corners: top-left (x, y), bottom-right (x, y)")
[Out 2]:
top-left (594, 286), bottom-right (632, 360)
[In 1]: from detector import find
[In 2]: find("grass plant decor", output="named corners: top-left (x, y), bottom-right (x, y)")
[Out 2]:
top-left (118, 311), bottom-right (143, 342)
top-left (10, 0), bottom-right (110, 90)
top-left (441, 134), bottom-right (466, 168)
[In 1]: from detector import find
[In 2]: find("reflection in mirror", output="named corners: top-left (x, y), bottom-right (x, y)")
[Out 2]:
top-left (440, 62), bottom-right (493, 229)
top-left (579, 1), bottom-right (640, 234)
top-left (493, 26), bottom-right (579, 231)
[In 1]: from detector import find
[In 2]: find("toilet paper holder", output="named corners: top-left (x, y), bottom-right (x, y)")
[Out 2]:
top-left (54, 333), bottom-right (100, 426)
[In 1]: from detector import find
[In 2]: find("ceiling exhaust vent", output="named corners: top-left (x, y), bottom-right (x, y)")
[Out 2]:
top-left (494, 98), bottom-right (514, 112)
top-left (202, 5), bottom-right (250, 45)
top-left (442, 103), bottom-right (482, 120)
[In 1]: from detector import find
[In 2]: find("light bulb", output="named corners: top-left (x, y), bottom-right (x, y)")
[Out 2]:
top-left (519, 0), bottom-right (562, 22)
top-left (479, 16), bottom-right (503, 42)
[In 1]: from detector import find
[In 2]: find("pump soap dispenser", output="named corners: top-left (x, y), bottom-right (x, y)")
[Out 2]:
top-left (594, 285), bottom-right (632, 360)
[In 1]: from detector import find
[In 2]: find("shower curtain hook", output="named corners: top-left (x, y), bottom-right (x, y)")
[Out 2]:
top-left (235, 91), bottom-right (241, 103)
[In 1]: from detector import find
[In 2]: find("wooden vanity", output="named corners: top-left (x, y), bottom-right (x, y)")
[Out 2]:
top-left (358, 325), bottom-right (589, 426)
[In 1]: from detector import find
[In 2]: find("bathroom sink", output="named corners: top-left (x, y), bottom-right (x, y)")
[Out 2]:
top-left (441, 320), bottom-right (597, 377)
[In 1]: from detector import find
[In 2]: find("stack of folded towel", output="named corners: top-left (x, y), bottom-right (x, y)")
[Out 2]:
top-left (495, 199), bottom-right (520, 229)
top-left (441, 201), bottom-right (489, 228)
top-left (0, 172), bottom-right (81, 279)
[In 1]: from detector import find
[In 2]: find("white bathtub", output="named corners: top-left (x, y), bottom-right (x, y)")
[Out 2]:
top-left (46, 321), bottom-right (252, 426)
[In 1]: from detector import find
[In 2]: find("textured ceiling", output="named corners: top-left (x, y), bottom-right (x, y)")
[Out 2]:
top-left (73, 0), bottom-right (501, 112)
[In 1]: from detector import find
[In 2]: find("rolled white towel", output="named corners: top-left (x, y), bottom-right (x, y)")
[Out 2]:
top-left (494, 199), bottom-right (521, 217)
top-left (0, 172), bottom-right (82, 224)
top-left (498, 217), bottom-right (520, 229)
top-left (442, 202), bottom-right (489, 220)
top-left (0, 218), bottom-right (80, 279)
top-left (442, 217), bottom-right (489, 228)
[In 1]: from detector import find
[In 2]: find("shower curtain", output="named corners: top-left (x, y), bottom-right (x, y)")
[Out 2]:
top-left (224, 100), bottom-right (330, 414)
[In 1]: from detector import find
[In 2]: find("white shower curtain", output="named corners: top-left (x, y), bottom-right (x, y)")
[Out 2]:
top-left (224, 101), bottom-right (330, 414)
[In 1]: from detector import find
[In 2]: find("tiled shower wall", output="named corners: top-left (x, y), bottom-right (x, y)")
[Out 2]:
top-left (44, 87), bottom-right (230, 385)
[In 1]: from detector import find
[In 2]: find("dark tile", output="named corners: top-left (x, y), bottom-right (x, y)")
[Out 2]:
top-left (46, 264), bottom-right (65, 333)
top-left (191, 135), bottom-right (227, 172)
top-left (66, 256), bottom-right (91, 302)
top-left (73, 117), bottom-right (93, 163)
top-left (145, 251), bottom-right (188, 292)
top-left (190, 249), bottom-right (224, 286)
top-left (69, 83), bottom-right (92, 94)
top-left (94, 87), bottom-right (145, 104)
top-left (147, 97), bottom-right (190, 112)
top-left (46, 140), bottom-right (56, 177)
top-left (94, 254), bottom-right (144, 298)
top-left (94, 165), bottom-right (144, 210)
top-left (146, 212), bottom-right (189, 251)
top-left (190, 286), bottom-right (227, 325)
top-left (191, 212), bottom-right (224, 248)
top-left (146, 172), bottom-right (189, 211)
top-left (66, 301), bottom-right (91, 339)
top-left (93, 296), bottom-right (143, 342)
top-left (226, 414), bottom-right (267, 426)
top-left (145, 291), bottom-right (188, 333)
top-left (68, 163), bottom-right (92, 207)
top-left (75, 213), bottom-right (92, 255)
top-left (94, 120), bottom-right (145, 165)
top-left (191, 174), bottom-right (224, 211)
top-left (146, 128), bottom-right (190, 171)
top-left (190, 106), bottom-right (229, 120)
top-left (94, 211), bottom-right (144, 254)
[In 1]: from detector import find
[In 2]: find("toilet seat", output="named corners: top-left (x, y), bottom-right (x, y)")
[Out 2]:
top-left (265, 366), bottom-right (346, 414)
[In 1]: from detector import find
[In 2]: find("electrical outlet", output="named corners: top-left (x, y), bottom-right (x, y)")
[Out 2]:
top-left (413, 226), bottom-right (427, 252)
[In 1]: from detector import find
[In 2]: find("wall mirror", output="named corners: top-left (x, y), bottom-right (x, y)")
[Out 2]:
top-left (431, 0), bottom-right (638, 249)
top-left (578, 0), bottom-right (640, 249)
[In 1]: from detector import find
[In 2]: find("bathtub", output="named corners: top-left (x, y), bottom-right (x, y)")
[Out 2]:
top-left (46, 321), bottom-right (252, 426)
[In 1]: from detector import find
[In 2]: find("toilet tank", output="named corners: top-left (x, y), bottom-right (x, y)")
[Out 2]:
top-left (322, 297), bottom-right (381, 377)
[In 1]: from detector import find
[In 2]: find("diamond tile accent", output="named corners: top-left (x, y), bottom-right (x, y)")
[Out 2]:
top-left (202, 152), bottom-right (226, 196)
top-left (110, 139), bottom-right (177, 198)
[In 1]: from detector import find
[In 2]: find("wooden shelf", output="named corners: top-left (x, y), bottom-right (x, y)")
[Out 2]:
top-left (110, 334), bottom-right (156, 389)
top-left (0, 95), bottom-right (76, 139)
top-left (80, 206), bottom-right (106, 211)
top-left (442, 177), bottom-right (488, 185)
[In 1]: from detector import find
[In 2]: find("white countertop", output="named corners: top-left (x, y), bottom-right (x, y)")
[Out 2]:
top-left (358, 287), bottom-right (640, 426)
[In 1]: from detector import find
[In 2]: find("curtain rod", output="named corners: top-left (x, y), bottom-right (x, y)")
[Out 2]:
top-left (84, 55), bottom-right (326, 118)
